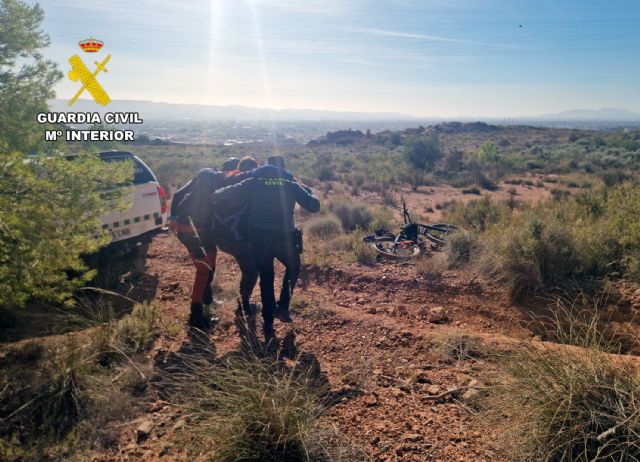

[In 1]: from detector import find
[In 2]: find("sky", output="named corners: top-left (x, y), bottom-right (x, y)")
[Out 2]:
top-left (35, 0), bottom-right (640, 117)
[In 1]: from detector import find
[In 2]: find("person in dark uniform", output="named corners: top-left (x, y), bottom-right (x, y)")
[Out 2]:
top-left (213, 156), bottom-right (320, 339)
top-left (170, 157), bottom-right (261, 330)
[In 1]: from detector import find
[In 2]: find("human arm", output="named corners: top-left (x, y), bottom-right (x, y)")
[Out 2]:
top-left (292, 181), bottom-right (320, 213)
top-left (168, 180), bottom-right (193, 231)
top-left (212, 177), bottom-right (260, 205)
top-left (170, 180), bottom-right (192, 218)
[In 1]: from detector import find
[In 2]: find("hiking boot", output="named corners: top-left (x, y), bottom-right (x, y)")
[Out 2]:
top-left (274, 303), bottom-right (293, 324)
top-left (189, 302), bottom-right (216, 331)
top-left (263, 318), bottom-right (276, 340)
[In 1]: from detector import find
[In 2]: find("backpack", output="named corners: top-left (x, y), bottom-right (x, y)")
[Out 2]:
top-left (175, 169), bottom-right (224, 226)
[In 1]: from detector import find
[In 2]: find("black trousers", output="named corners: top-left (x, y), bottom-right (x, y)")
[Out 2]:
top-left (248, 227), bottom-right (300, 323)
top-left (217, 240), bottom-right (259, 310)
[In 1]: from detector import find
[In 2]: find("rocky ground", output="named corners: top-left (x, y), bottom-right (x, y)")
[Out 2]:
top-left (85, 230), bottom-right (544, 462)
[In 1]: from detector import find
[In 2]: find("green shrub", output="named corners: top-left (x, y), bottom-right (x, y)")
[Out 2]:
top-left (449, 186), bottom-right (640, 300)
top-left (442, 231), bottom-right (478, 269)
top-left (328, 200), bottom-right (374, 231)
top-left (445, 196), bottom-right (505, 232)
top-left (403, 135), bottom-right (441, 171)
top-left (316, 164), bottom-right (335, 181)
top-left (90, 301), bottom-right (161, 368)
top-left (483, 213), bottom-right (579, 302)
top-left (477, 173), bottom-right (498, 191)
top-left (305, 214), bottom-right (343, 239)
top-left (370, 206), bottom-right (394, 231)
top-left (110, 302), bottom-right (160, 356)
top-left (477, 141), bottom-right (500, 164)
top-left (346, 229), bottom-right (377, 266)
top-left (550, 187), bottom-right (570, 201)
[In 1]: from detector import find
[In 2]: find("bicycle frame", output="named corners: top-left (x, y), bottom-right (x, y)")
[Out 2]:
top-left (403, 202), bottom-right (411, 225)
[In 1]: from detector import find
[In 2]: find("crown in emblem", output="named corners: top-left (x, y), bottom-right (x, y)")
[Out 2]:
top-left (78, 37), bottom-right (103, 53)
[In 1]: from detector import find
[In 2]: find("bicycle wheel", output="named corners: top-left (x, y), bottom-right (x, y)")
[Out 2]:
top-left (421, 223), bottom-right (461, 245)
top-left (370, 237), bottom-right (421, 259)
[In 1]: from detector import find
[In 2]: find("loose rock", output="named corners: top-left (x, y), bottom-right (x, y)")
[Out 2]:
top-left (136, 420), bottom-right (154, 443)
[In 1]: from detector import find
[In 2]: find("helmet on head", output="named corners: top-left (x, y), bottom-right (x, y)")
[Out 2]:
top-left (222, 157), bottom-right (239, 172)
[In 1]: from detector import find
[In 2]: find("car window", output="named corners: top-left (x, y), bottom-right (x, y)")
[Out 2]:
top-left (102, 155), bottom-right (155, 184)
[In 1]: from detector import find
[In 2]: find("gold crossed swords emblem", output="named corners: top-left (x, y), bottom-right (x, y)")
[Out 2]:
top-left (67, 54), bottom-right (111, 107)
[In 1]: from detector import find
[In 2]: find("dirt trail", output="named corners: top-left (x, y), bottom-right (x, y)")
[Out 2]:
top-left (92, 233), bottom-right (539, 461)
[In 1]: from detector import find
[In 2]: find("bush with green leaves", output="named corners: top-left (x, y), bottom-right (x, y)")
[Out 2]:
top-left (444, 196), bottom-right (506, 232)
top-left (0, 153), bottom-right (132, 312)
top-left (482, 213), bottom-right (579, 302)
top-left (477, 141), bottom-right (500, 164)
top-left (0, 1), bottom-right (133, 314)
top-left (403, 135), bottom-right (441, 171)
top-left (446, 185), bottom-right (640, 301)
top-left (328, 199), bottom-right (374, 231)
top-left (305, 213), bottom-right (343, 239)
top-left (346, 229), bottom-right (377, 266)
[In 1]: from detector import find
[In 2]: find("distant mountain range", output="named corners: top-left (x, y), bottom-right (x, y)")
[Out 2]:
top-left (50, 99), bottom-right (640, 124)
top-left (50, 99), bottom-right (417, 122)
top-left (538, 108), bottom-right (640, 121)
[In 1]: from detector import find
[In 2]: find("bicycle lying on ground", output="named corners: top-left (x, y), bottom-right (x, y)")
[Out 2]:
top-left (363, 203), bottom-right (461, 259)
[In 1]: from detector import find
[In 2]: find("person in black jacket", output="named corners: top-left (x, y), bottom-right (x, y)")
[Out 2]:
top-left (170, 168), bottom-right (225, 329)
top-left (170, 159), bottom-right (262, 331)
top-left (213, 156), bottom-right (320, 339)
top-left (215, 157), bottom-right (260, 320)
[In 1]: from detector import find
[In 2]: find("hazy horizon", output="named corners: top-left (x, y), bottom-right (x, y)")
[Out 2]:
top-left (39, 0), bottom-right (640, 118)
top-left (52, 98), bottom-right (640, 122)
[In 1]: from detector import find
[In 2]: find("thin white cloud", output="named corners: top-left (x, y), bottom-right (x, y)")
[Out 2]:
top-left (348, 27), bottom-right (516, 48)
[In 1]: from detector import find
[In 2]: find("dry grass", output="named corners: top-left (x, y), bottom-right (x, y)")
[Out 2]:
top-left (0, 302), bottom-right (160, 461)
top-left (346, 229), bottom-right (377, 266)
top-left (433, 330), bottom-right (483, 360)
top-left (328, 198), bottom-right (374, 232)
top-left (305, 214), bottom-right (343, 239)
top-left (160, 346), bottom-right (364, 462)
top-left (290, 297), bottom-right (335, 320)
top-left (91, 301), bottom-right (160, 366)
top-left (488, 300), bottom-right (640, 461)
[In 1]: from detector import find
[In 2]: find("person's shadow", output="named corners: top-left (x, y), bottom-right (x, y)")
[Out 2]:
top-left (154, 301), bottom-right (364, 409)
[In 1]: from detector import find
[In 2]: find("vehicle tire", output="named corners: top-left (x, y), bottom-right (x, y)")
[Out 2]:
top-left (422, 223), bottom-right (461, 245)
top-left (131, 240), bottom-right (150, 276)
top-left (369, 237), bottom-right (421, 259)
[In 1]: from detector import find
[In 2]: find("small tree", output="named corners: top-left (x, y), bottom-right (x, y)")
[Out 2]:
top-left (445, 149), bottom-right (464, 173)
top-left (0, 1), bottom-right (133, 314)
top-left (404, 135), bottom-right (441, 171)
top-left (477, 141), bottom-right (500, 164)
top-left (0, 153), bottom-right (132, 311)
top-left (0, 0), bottom-right (62, 153)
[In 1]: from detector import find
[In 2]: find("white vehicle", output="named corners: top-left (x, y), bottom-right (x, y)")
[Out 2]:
top-left (98, 150), bottom-right (168, 258)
